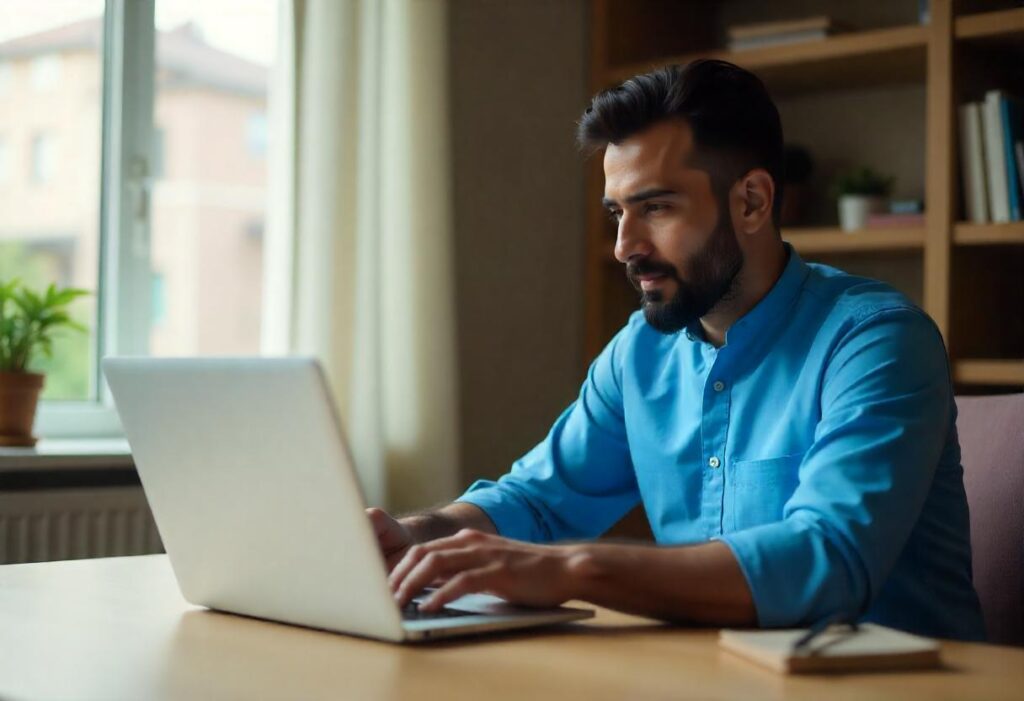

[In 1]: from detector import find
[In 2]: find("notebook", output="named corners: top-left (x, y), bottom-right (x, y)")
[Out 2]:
top-left (719, 623), bottom-right (942, 674)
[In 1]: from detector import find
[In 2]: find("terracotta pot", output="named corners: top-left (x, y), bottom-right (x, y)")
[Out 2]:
top-left (0, 371), bottom-right (44, 447)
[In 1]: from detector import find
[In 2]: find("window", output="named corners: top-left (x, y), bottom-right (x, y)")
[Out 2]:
top-left (0, 62), bottom-right (11, 96)
top-left (0, 0), bottom-right (281, 437)
top-left (30, 132), bottom-right (56, 184)
top-left (0, 3), bottom-right (102, 407)
top-left (246, 112), bottom-right (268, 158)
top-left (0, 136), bottom-right (9, 183)
top-left (29, 54), bottom-right (61, 92)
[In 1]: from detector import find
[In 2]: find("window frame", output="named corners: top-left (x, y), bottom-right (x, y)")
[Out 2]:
top-left (35, 0), bottom-right (155, 439)
top-left (36, 0), bottom-right (288, 440)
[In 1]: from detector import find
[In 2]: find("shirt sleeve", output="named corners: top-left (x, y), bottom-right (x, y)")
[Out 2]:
top-left (454, 317), bottom-right (641, 543)
top-left (719, 307), bottom-right (954, 627)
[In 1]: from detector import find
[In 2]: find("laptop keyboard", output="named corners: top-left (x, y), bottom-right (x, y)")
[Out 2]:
top-left (401, 602), bottom-right (481, 620)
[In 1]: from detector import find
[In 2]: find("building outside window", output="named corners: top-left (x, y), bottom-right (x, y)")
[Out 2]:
top-left (30, 132), bottom-right (56, 184)
top-left (0, 136), bottom-right (9, 184)
top-left (0, 61), bottom-right (11, 96)
top-left (0, 0), bottom-right (279, 434)
top-left (29, 53), bottom-right (61, 92)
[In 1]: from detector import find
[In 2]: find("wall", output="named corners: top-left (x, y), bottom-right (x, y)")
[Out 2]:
top-left (448, 0), bottom-right (588, 490)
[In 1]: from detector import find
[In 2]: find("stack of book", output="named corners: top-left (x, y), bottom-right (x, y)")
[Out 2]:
top-left (726, 16), bottom-right (852, 51)
top-left (958, 90), bottom-right (1024, 223)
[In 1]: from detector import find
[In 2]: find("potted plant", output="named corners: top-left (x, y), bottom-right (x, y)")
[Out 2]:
top-left (832, 167), bottom-right (895, 232)
top-left (0, 280), bottom-right (89, 447)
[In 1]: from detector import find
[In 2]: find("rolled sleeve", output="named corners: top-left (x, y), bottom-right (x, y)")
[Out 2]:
top-left (720, 307), bottom-right (952, 627)
top-left (455, 318), bottom-right (642, 543)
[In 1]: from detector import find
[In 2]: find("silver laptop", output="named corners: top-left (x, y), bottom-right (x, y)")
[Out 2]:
top-left (103, 356), bottom-right (593, 643)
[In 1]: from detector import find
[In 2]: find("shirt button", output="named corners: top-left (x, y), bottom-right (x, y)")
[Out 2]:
top-left (709, 456), bottom-right (721, 469)
top-left (713, 380), bottom-right (725, 392)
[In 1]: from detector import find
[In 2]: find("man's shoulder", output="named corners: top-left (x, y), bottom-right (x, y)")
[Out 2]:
top-left (802, 261), bottom-right (927, 329)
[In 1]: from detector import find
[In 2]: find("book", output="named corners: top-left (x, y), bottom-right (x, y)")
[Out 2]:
top-left (890, 199), bottom-right (923, 214)
top-left (727, 16), bottom-right (845, 40)
top-left (725, 16), bottom-right (852, 50)
top-left (719, 623), bottom-right (942, 674)
top-left (728, 30), bottom-right (829, 51)
top-left (1017, 140), bottom-right (1024, 203)
top-left (959, 101), bottom-right (990, 223)
top-left (983, 90), bottom-right (1011, 223)
top-left (1000, 95), bottom-right (1023, 221)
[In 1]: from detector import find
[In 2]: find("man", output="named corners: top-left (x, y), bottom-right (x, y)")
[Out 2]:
top-left (371, 60), bottom-right (985, 640)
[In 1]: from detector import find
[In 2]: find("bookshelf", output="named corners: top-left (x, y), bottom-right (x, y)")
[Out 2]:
top-left (584, 0), bottom-right (1024, 391)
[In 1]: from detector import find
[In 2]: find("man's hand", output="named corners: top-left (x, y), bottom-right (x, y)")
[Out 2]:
top-left (366, 503), bottom-right (499, 573)
top-left (365, 507), bottom-right (417, 572)
top-left (388, 528), bottom-right (588, 612)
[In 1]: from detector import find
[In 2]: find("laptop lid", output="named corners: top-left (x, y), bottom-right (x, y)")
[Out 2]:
top-left (104, 356), bottom-right (408, 641)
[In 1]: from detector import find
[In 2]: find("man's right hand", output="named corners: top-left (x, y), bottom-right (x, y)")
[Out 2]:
top-left (365, 507), bottom-right (416, 572)
top-left (366, 502), bottom-right (499, 573)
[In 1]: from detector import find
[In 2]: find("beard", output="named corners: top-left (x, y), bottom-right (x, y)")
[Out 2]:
top-left (626, 217), bottom-right (744, 335)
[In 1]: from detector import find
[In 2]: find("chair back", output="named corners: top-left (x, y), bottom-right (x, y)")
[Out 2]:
top-left (955, 393), bottom-right (1024, 646)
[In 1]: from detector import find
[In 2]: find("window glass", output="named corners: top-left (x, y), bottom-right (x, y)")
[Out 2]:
top-left (0, 3), bottom-right (104, 400)
top-left (150, 0), bottom-right (277, 356)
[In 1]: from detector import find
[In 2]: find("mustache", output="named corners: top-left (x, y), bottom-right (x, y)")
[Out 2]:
top-left (626, 258), bottom-right (679, 286)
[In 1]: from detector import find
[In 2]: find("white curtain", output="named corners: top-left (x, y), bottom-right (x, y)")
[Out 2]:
top-left (263, 0), bottom-right (459, 512)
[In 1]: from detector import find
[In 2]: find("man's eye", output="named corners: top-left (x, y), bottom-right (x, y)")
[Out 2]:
top-left (607, 209), bottom-right (623, 223)
top-left (644, 203), bottom-right (668, 214)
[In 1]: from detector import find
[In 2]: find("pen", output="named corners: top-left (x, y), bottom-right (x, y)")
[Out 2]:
top-left (791, 612), bottom-right (860, 653)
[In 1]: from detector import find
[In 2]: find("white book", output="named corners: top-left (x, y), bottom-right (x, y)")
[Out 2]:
top-left (959, 102), bottom-right (989, 223)
top-left (983, 90), bottom-right (1011, 223)
top-left (720, 623), bottom-right (941, 674)
top-left (728, 29), bottom-right (829, 51)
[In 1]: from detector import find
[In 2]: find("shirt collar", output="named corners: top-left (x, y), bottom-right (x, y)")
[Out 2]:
top-left (684, 243), bottom-right (810, 349)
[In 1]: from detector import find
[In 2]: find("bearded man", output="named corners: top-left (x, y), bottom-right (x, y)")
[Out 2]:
top-left (373, 59), bottom-right (985, 641)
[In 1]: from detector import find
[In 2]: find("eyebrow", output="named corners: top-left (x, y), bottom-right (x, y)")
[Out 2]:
top-left (601, 188), bottom-right (678, 209)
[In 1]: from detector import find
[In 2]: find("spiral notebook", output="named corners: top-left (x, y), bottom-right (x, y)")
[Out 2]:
top-left (719, 623), bottom-right (942, 674)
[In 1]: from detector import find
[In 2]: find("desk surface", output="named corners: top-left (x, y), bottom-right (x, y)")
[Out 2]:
top-left (2, 555), bottom-right (1021, 701)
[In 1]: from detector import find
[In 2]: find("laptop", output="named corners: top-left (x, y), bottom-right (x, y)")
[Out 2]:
top-left (103, 356), bottom-right (594, 643)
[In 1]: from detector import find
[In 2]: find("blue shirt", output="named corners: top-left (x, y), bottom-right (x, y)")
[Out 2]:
top-left (456, 246), bottom-right (985, 641)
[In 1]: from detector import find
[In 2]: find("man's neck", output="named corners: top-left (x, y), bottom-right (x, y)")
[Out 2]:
top-left (699, 242), bottom-right (788, 347)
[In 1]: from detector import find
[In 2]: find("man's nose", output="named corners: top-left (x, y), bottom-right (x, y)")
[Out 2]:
top-left (613, 214), bottom-right (653, 263)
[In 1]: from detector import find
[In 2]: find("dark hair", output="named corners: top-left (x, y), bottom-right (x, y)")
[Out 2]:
top-left (577, 60), bottom-right (785, 229)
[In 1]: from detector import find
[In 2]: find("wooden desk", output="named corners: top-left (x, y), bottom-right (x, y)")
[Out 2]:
top-left (1, 555), bottom-right (1021, 700)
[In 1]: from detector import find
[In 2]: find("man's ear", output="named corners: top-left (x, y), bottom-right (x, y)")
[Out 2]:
top-left (734, 169), bottom-right (775, 234)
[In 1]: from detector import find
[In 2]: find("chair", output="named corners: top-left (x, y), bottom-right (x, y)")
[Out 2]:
top-left (956, 393), bottom-right (1024, 646)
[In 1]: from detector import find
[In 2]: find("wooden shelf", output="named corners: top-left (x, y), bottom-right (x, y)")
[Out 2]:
top-left (605, 24), bottom-right (928, 96)
top-left (955, 7), bottom-right (1024, 43)
top-left (954, 359), bottom-right (1024, 386)
top-left (785, 227), bottom-right (926, 255)
top-left (953, 221), bottom-right (1024, 245)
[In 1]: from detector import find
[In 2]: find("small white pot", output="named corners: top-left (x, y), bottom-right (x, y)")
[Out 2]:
top-left (838, 194), bottom-right (886, 232)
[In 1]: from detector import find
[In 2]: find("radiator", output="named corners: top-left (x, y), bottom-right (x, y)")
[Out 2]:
top-left (0, 487), bottom-right (164, 564)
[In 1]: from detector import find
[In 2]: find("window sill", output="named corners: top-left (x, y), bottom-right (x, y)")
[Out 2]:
top-left (0, 439), bottom-right (133, 472)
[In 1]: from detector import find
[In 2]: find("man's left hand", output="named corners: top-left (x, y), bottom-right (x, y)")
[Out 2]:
top-left (388, 528), bottom-right (587, 611)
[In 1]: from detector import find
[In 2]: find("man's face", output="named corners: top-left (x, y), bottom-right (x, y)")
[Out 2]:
top-left (602, 119), bottom-right (743, 334)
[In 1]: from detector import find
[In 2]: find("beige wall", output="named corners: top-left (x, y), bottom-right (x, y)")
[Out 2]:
top-left (448, 0), bottom-right (588, 490)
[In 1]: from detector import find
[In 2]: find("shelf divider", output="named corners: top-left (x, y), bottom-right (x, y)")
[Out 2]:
top-left (604, 24), bottom-right (928, 95)
top-left (785, 227), bottom-right (925, 255)
top-left (953, 221), bottom-right (1024, 245)
top-left (954, 359), bottom-right (1024, 386)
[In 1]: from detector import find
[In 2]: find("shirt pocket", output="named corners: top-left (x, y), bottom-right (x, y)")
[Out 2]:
top-left (726, 452), bottom-right (805, 532)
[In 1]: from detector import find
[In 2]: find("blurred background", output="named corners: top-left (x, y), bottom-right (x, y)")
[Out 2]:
top-left (0, 1), bottom-right (1021, 549)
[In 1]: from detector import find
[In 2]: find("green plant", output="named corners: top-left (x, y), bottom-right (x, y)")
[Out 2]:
top-left (831, 167), bottom-right (895, 198)
top-left (0, 279), bottom-right (90, 374)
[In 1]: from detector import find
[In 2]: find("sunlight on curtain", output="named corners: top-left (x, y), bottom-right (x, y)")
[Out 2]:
top-left (267, 0), bottom-right (458, 512)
